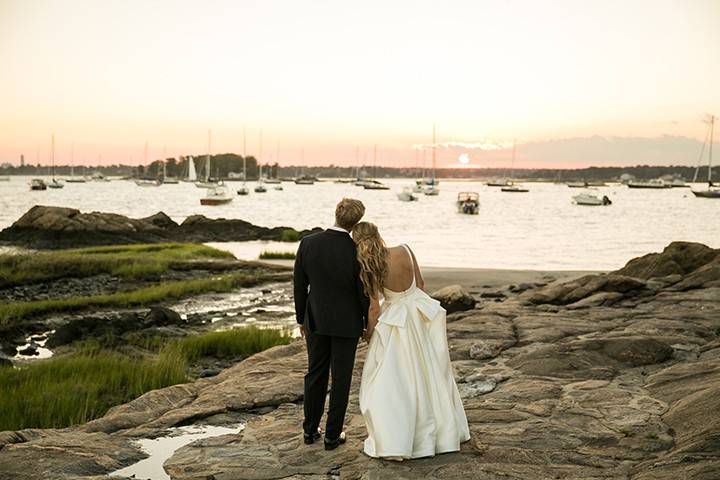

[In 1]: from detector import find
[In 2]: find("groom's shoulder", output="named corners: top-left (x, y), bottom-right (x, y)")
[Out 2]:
top-left (298, 229), bottom-right (327, 248)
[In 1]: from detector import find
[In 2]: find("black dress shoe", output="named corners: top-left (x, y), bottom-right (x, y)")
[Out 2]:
top-left (304, 429), bottom-right (322, 445)
top-left (324, 431), bottom-right (347, 450)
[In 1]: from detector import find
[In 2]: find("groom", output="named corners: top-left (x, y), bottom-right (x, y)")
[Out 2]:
top-left (293, 198), bottom-right (369, 450)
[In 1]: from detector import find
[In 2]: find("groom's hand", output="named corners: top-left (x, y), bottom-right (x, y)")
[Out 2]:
top-left (299, 324), bottom-right (305, 338)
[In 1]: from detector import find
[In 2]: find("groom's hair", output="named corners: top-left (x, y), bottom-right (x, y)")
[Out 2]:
top-left (335, 198), bottom-right (365, 231)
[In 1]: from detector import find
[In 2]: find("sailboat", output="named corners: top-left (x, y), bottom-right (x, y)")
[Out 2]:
top-left (237, 128), bottom-right (249, 195)
top-left (161, 147), bottom-right (179, 184)
top-left (195, 130), bottom-right (219, 188)
top-left (47, 134), bottom-right (64, 189)
top-left (254, 165), bottom-right (267, 193)
top-left (501, 140), bottom-right (529, 193)
top-left (254, 131), bottom-right (267, 193)
top-left (135, 142), bottom-right (161, 187)
top-left (423, 126), bottom-right (439, 195)
top-left (692, 114), bottom-right (720, 198)
top-left (363, 145), bottom-right (390, 190)
top-left (183, 156), bottom-right (198, 183)
top-left (65, 143), bottom-right (86, 183)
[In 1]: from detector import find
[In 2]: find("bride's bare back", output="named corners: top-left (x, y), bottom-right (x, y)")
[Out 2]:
top-left (382, 245), bottom-right (425, 292)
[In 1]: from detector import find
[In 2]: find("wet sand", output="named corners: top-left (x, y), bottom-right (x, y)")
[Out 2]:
top-left (257, 259), bottom-right (598, 292)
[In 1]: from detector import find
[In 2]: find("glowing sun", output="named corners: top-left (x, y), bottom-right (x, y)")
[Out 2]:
top-left (458, 153), bottom-right (470, 165)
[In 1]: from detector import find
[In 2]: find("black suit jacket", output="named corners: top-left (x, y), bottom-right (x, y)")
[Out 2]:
top-left (293, 229), bottom-right (369, 338)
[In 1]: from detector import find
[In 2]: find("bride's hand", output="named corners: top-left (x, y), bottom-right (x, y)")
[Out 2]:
top-left (363, 327), bottom-right (374, 343)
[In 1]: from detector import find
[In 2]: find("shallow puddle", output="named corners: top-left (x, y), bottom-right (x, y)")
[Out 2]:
top-left (111, 424), bottom-right (244, 480)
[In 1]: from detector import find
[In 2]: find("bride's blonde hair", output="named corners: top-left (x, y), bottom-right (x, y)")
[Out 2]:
top-left (352, 222), bottom-right (387, 298)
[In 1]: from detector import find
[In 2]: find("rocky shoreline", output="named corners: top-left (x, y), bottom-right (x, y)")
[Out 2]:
top-left (0, 206), bottom-right (320, 249)
top-left (0, 241), bottom-right (718, 479)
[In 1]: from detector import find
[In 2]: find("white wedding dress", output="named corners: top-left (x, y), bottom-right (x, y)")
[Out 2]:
top-left (359, 245), bottom-right (470, 459)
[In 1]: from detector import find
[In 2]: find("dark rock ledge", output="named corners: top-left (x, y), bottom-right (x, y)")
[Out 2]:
top-left (0, 205), bottom-right (321, 249)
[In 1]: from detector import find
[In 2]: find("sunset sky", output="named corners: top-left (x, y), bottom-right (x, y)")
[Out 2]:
top-left (1, 0), bottom-right (719, 168)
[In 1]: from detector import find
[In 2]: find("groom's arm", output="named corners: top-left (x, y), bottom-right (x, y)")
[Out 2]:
top-left (293, 240), bottom-right (309, 325)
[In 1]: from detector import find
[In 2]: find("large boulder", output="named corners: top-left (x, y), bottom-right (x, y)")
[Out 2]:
top-left (614, 241), bottom-right (720, 280)
top-left (524, 274), bottom-right (645, 305)
top-left (431, 284), bottom-right (476, 313)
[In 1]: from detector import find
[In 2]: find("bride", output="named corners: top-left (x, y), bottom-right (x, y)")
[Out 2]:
top-left (352, 222), bottom-right (470, 460)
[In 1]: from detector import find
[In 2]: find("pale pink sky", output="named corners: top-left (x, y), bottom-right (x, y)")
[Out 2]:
top-left (1, 0), bottom-right (719, 168)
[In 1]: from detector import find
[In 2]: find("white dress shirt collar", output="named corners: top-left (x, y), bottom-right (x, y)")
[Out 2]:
top-left (328, 225), bottom-right (350, 234)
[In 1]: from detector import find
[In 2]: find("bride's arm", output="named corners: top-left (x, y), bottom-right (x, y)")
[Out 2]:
top-left (407, 246), bottom-right (425, 290)
top-left (364, 296), bottom-right (381, 342)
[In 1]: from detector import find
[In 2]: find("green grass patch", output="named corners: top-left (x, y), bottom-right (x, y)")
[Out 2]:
top-left (0, 326), bottom-right (293, 431)
top-left (259, 251), bottom-right (296, 260)
top-left (280, 229), bottom-right (300, 242)
top-left (0, 349), bottom-right (187, 431)
top-left (163, 326), bottom-right (292, 362)
top-left (0, 243), bottom-right (234, 288)
top-left (0, 272), bottom-right (275, 326)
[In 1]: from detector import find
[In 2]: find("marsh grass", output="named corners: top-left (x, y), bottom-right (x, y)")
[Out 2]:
top-left (259, 251), bottom-right (296, 260)
top-left (0, 272), bottom-right (270, 326)
top-left (0, 349), bottom-right (187, 431)
top-left (0, 243), bottom-right (234, 288)
top-left (163, 326), bottom-right (292, 362)
top-left (280, 229), bottom-right (300, 242)
top-left (0, 326), bottom-right (293, 431)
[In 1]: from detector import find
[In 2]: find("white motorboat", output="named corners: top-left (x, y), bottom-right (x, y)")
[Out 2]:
top-left (363, 179), bottom-right (390, 190)
top-left (295, 175), bottom-right (315, 185)
top-left (237, 186), bottom-right (249, 195)
top-left (501, 185), bottom-right (529, 193)
top-left (264, 177), bottom-right (281, 184)
top-left (30, 178), bottom-right (47, 190)
top-left (457, 192), bottom-right (480, 214)
top-left (573, 193), bottom-right (612, 206)
top-left (254, 182), bottom-right (267, 193)
top-left (274, 185), bottom-right (283, 191)
top-left (627, 179), bottom-right (670, 189)
top-left (423, 185), bottom-right (440, 195)
top-left (91, 172), bottom-right (111, 182)
top-left (397, 186), bottom-right (418, 201)
top-left (487, 179), bottom-right (512, 187)
top-left (567, 181), bottom-right (588, 188)
top-left (135, 179), bottom-right (161, 187)
top-left (201, 185), bottom-right (233, 205)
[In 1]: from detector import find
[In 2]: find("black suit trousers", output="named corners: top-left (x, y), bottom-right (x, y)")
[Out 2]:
top-left (302, 328), bottom-right (359, 440)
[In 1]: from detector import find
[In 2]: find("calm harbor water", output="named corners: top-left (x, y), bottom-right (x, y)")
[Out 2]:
top-left (0, 176), bottom-right (717, 270)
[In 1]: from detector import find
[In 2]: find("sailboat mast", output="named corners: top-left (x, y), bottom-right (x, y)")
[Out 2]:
top-left (206, 129), bottom-right (211, 182)
top-left (259, 130), bottom-right (263, 179)
top-left (693, 126), bottom-right (710, 183)
top-left (243, 127), bottom-right (247, 182)
top-left (511, 139), bottom-right (516, 179)
top-left (709, 115), bottom-right (715, 184)
top-left (431, 124), bottom-right (436, 181)
top-left (373, 144), bottom-right (377, 179)
top-left (51, 133), bottom-right (55, 179)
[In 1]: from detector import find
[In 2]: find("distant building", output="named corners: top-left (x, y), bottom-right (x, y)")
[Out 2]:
top-left (0, 162), bottom-right (12, 169)
top-left (20, 154), bottom-right (25, 167)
